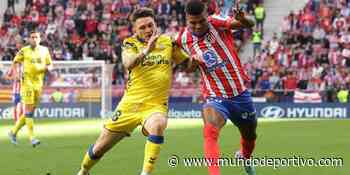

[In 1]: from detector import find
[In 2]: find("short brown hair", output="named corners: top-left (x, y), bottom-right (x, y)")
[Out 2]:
top-left (29, 30), bottom-right (40, 35)
top-left (131, 7), bottom-right (155, 23)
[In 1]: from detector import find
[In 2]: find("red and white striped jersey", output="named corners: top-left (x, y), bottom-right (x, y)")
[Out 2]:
top-left (176, 16), bottom-right (249, 98)
top-left (7, 64), bottom-right (22, 94)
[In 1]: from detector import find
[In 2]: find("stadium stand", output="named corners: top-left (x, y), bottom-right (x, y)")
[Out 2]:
top-left (246, 0), bottom-right (350, 102)
top-left (0, 0), bottom-right (261, 93)
top-left (2, 0), bottom-right (348, 103)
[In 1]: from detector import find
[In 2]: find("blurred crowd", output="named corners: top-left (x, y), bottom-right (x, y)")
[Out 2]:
top-left (3, 0), bottom-right (347, 102)
top-left (246, 0), bottom-right (350, 102)
top-left (0, 0), bottom-right (262, 85)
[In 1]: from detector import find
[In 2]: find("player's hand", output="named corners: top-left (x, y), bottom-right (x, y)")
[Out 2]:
top-left (234, 8), bottom-right (245, 21)
top-left (144, 30), bottom-right (160, 55)
top-left (233, 1), bottom-right (245, 21)
top-left (186, 54), bottom-right (200, 72)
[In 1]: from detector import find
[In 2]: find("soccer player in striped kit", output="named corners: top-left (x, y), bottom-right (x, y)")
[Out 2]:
top-left (176, 1), bottom-right (257, 175)
top-left (5, 64), bottom-right (23, 122)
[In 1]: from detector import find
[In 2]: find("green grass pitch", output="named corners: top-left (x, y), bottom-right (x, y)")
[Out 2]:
top-left (0, 118), bottom-right (349, 175)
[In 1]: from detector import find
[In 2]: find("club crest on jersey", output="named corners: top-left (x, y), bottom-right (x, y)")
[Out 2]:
top-left (202, 50), bottom-right (225, 72)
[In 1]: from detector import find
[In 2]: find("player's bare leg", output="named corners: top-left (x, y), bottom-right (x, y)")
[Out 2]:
top-left (78, 128), bottom-right (127, 175)
top-left (140, 112), bottom-right (167, 175)
top-left (202, 107), bottom-right (226, 175)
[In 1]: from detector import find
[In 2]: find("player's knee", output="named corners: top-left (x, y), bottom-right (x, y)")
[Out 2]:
top-left (24, 104), bottom-right (35, 114)
top-left (89, 144), bottom-right (104, 159)
top-left (203, 108), bottom-right (226, 128)
top-left (146, 115), bottom-right (167, 135)
top-left (151, 120), bottom-right (167, 134)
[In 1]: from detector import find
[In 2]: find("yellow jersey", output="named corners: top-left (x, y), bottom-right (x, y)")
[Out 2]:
top-left (14, 45), bottom-right (52, 89)
top-left (121, 35), bottom-right (188, 105)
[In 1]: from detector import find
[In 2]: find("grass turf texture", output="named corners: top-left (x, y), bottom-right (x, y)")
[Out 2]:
top-left (0, 118), bottom-right (348, 175)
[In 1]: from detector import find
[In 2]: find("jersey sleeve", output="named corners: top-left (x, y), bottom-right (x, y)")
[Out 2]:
top-left (174, 29), bottom-right (184, 49)
top-left (208, 15), bottom-right (234, 30)
top-left (13, 48), bottom-right (24, 63)
top-left (172, 43), bottom-right (189, 64)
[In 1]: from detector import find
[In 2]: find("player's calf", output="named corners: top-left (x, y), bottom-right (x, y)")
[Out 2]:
top-left (141, 113), bottom-right (167, 175)
top-left (202, 106), bottom-right (226, 175)
top-left (238, 119), bottom-right (257, 159)
top-left (78, 129), bottom-right (126, 174)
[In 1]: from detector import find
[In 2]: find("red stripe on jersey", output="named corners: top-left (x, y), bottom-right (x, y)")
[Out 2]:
top-left (13, 81), bottom-right (21, 94)
top-left (11, 65), bottom-right (22, 94)
top-left (183, 31), bottom-right (213, 97)
top-left (208, 23), bottom-right (247, 94)
top-left (180, 30), bottom-right (212, 97)
top-left (176, 18), bottom-right (249, 98)
top-left (214, 30), bottom-right (244, 93)
top-left (208, 16), bottom-right (234, 30)
top-left (199, 36), bottom-right (234, 97)
top-left (206, 31), bottom-right (240, 95)
top-left (222, 30), bottom-right (250, 82)
top-left (189, 33), bottom-right (223, 97)
top-left (199, 67), bottom-right (211, 98)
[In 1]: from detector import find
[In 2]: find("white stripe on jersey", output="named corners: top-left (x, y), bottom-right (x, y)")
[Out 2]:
top-left (202, 33), bottom-right (239, 95)
top-left (208, 24), bottom-right (246, 91)
top-left (192, 35), bottom-right (228, 98)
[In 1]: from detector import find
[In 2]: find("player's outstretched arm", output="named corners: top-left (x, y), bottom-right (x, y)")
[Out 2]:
top-left (122, 34), bottom-right (160, 70)
top-left (122, 48), bottom-right (146, 70)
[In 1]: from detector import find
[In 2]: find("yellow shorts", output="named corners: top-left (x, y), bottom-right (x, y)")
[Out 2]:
top-left (21, 87), bottom-right (42, 106)
top-left (104, 102), bottom-right (168, 136)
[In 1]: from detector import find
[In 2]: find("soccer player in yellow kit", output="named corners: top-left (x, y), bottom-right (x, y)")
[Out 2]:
top-left (8, 31), bottom-right (53, 147)
top-left (77, 7), bottom-right (188, 175)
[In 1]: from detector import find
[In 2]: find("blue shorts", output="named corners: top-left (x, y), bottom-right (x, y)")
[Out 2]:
top-left (13, 93), bottom-right (21, 105)
top-left (203, 91), bottom-right (257, 126)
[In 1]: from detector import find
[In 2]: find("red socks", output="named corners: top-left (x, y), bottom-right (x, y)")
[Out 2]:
top-left (240, 137), bottom-right (256, 159)
top-left (204, 123), bottom-right (220, 175)
top-left (204, 123), bottom-right (256, 175)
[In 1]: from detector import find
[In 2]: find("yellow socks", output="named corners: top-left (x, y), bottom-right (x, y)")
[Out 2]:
top-left (81, 144), bottom-right (102, 171)
top-left (142, 135), bottom-right (164, 174)
top-left (25, 117), bottom-right (35, 141)
top-left (11, 115), bottom-right (26, 135)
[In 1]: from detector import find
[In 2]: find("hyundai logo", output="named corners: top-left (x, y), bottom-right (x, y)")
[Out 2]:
top-left (261, 106), bottom-right (285, 118)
